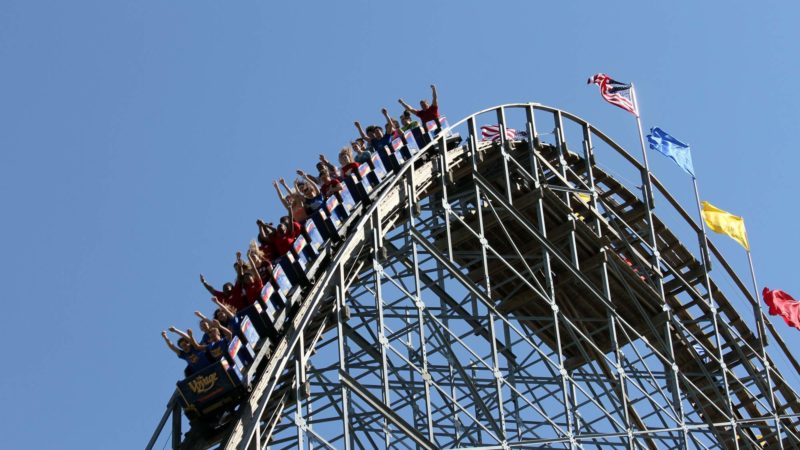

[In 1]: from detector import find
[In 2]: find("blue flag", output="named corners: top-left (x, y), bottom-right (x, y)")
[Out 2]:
top-left (647, 127), bottom-right (695, 177)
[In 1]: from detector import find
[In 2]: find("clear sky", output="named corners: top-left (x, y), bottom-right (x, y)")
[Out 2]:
top-left (2, 1), bottom-right (799, 448)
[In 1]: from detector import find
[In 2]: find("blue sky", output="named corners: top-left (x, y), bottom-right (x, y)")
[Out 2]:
top-left (1, 1), bottom-right (799, 448)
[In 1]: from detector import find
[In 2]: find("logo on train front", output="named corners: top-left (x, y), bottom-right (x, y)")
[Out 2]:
top-left (188, 373), bottom-right (218, 394)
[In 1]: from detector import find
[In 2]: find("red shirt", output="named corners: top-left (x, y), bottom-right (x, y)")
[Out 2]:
top-left (243, 277), bottom-right (264, 306)
top-left (321, 178), bottom-right (341, 198)
top-left (212, 281), bottom-right (246, 311)
top-left (260, 241), bottom-right (277, 261)
top-left (290, 221), bottom-right (302, 238)
top-left (271, 222), bottom-right (302, 256)
top-left (415, 104), bottom-right (439, 123)
top-left (341, 162), bottom-right (360, 177)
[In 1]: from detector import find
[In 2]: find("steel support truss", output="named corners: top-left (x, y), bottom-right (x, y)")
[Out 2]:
top-left (147, 104), bottom-right (800, 450)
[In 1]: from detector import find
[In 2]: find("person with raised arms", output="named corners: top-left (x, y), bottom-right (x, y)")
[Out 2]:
top-left (162, 326), bottom-right (209, 376)
top-left (398, 84), bottom-right (439, 124)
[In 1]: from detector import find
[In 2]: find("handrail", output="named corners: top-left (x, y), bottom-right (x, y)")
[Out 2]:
top-left (477, 102), bottom-right (799, 377)
top-left (534, 105), bottom-right (800, 376)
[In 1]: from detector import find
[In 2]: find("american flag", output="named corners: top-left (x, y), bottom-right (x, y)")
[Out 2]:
top-left (480, 124), bottom-right (528, 142)
top-left (588, 73), bottom-right (638, 116)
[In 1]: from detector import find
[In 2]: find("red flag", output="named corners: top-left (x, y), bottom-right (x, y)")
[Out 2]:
top-left (763, 287), bottom-right (800, 331)
top-left (588, 73), bottom-right (638, 116)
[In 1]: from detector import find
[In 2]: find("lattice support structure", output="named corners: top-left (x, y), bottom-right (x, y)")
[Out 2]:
top-left (147, 104), bottom-right (800, 450)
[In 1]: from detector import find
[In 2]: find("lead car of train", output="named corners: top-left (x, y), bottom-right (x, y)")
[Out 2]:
top-left (174, 118), bottom-right (457, 430)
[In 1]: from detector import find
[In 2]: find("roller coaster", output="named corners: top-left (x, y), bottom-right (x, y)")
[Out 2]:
top-left (147, 103), bottom-right (800, 449)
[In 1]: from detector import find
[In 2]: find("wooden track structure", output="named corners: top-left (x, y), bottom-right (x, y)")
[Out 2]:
top-left (148, 104), bottom-right (800, 450)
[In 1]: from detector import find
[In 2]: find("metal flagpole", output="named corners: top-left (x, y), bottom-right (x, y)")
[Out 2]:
top-left (695, 176), bottom-right (783, 447)
top-left (745, 247), bottom-right (767, 344)
top-left (745, 221), bottom-right (786, 447)
top-left (691, 178), bottom-right (713, 287)
top-left (690, 171), bottom-right (743, 447)
top-left (630, 84), bottom-right (693, 449)
top-left (630, 84), bottom-right (657, 223)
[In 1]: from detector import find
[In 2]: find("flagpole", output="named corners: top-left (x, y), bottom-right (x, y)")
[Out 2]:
top-left (689, 175), bottom-right (749, 444)
top-left (745, 248), bottom-right (768, 346)
top-left (630, 84), bottom-right (697, 446)
top-left (745, 213), bottom-right (785, 446)
top-left (696, 176), bottom-right (782, 443)
top-left (691, 178), bottom-right (713, 274)
top-left (630, 85), bottom-right (662, 276)
top-left (630, 84), bottom-right (656, 216)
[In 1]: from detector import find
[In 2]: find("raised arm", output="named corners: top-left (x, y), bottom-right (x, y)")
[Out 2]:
top-left (248, 253), bottom-right (264, 286)
top-left (248, 240), bottom-right (264, 265)
top-left (354, 121), bottom-right (368, 141)
top-left (234, 252), bottom-right (246, 278)
top-left (199, 274), bottom-right (222, 297)
top-left (279, 177), bottom-right (295, 195)
top-left (213, 298), bottom-right (236, 319)
top-left (186, 328), bottom-right (204, 349)
top-left (319, 154), bottom-right (337, 175)
top-left (169, 326), bottom-right (191, 340)
top-left (212, 320), bottom-right (233, 340)
top-left (256, 220), bottom-right (268, 243)
top-left (194, 310), bottom-right (209, 322)
top-left (382, 108), bottom-right (399, 135)
top-left (398, 98), bottom-right (418, 114)
top-left (381, 108), bottom-right (393, 125)
top-left (257, 219), bottom-right (276, 240)
top-left (272, 180), bottom-right (290, 210)
top-left (162, 331), bottom-right (181, 355)
top-left (430, 84), bottom-right (438, 107)
top-left (298, 170), bottom-right (320, 196)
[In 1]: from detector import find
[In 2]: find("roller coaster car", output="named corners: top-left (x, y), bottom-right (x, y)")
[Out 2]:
top-left (271, 262), bottom-right (295, 302)
top-left (289, 234), bottom-right (319, 280)
top-left (386, 138), bottom-right (409, 172)
top-left (336, 184), bottom-right (357, 215)
top-left (343, 169), bottom-right (374, 204)
top-left (278, 252), bottom-right (310, 288)
top-left (425, 116), bottom-right (450, 138)
top-left (305, 209), bottom-right (336, 244)
top-left (367, 152), bottom-right (388, 183)
top-left (410, 125), bottom-right (431, 149)
top-left (425, 117), bottom-right (462, 150)
top-left (319, 196), bottom-right (348, 240)
top-left (403, 130), bottom-right (420, 155)
top-left (240, 283), bottom-right (288, 345)
top-left (303, 215), bottom-right (328, 253)
top-left (176, 349), bottom-right (248, 423)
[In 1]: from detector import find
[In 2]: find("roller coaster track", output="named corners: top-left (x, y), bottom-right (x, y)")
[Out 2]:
top-left (148, 103), bottom-right (800, 449)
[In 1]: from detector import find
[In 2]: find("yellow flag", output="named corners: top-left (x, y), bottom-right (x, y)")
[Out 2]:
top-left (701, 201), bottom-right (749, 251)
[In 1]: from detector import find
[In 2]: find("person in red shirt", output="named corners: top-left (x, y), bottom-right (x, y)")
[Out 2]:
top-left (200, 273), bottom-right (245, 311)
top-left (318, 168), bottom-right (342, 198)
top-left (249, 236), bottom-right (274, 282)
top-left (255, 220), bottom-right (277, 260)
top-left (239, 253), bottom-right (265, 306)
top-left (311, 154), bottom-right (339, 183)
top-left (337, 146), bottom-right (361, 178)
top-left (399, 84), bottom-right (439, 124)
top-left (270, 215), bottom-right (303, 259)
